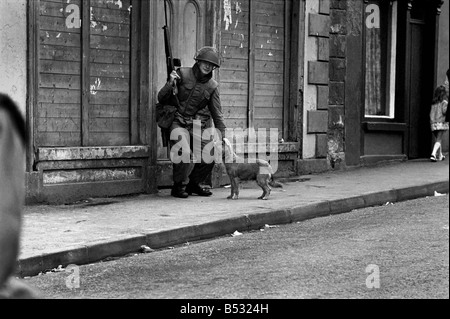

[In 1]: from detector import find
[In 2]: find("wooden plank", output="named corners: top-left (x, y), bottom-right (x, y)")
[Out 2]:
top-left (221, 46), bottom-right (249, 59)
top-left (40, 74), bottom-right (81, 89)
top-left (254, 0), bottom-right (285, 13)
top-left (254, 108), bottom-right (284, 119)
top-left (38, 103), bottom-right (81, 118)
top-left (289, 0), bottom-right (305, 142)
top-left (28, 0), bottom-right (40, 169)
top-left (220, 82), bottom-right (248, 91)
top-left (39, 60), bottom-right (81, 75)
top-left (139, 0), bottom-right (150, 146)
top-left (221, 37), bottom-right (250, 49)
top-left (37, 132), bottom-right (81, 147)
top-left (248, 0), bottom-right (256, 129)
top-left (221, 27), bottom-right (249, 39)
top-left (254, 119), bottom-right (283, 131)
top-left (255, 60), bottom-right (284, 73)
top-left (255, 15), bottom-right (285, 28)
top-left (283, 0), bottom-right (291, 140)
top-left (90, 49), bottom-right (130, 64)
top-left (90, 104), bottom-right (129, 118)
top-left (40, 1), bottom-right (74, 18)
top-left (90, 34), bottom-right (130, 51)
top-left (90, 6), bottom-right (131, 25)
top-left (90, 22), bottom-right (131, 38)
top-left (89, 118), bottom-right (130, 133)
top-left (221, 19), bottom-right (250, 33)
top-left (81, 0), bottom-right (91, 146)
top-left (254, 83), bottom-right (284, 96)
top-left (37, 117), bottom-right (81, 132)
top-left (255, 48), bottom-right (284, 62)
top-left (90, 0), bottom-right (131, 10)
top-left (88, 133), bottom-right (130, 146)
top-left (89, 91), bottom-right (129, 105)
top-left (39, 30), bottom-right (81, 47)
top-left (221, 59), bottom-right (248, 71)
top-left (219, 70), bottom-right (249, 83)
top-left (225, 118), bottom-right (248, 128)
top-left (43, 0), bottom-right (81, 4)
top-left (255, 72), bottom-right (284, 85)
top-left (221, 95), bottom-right (248, 108)
top-left (221, 100), bottom-right (248, 113)
top-left (254, 25), bottom-right (285, 38)
top-left (38, 88), bottom-right (81, 103)
top-left (40, 45), bottom-right (81, 62)
top-left (40, 16), bottom-right (81, 33)
top-left (254, 95), bottom-right (284, 107)
top-left (90, 63), bottom-right (130, 78)
top-left (254, 36), bottom-right (284, 51)
top-left (89, 76), bottom-right (129, 92)
top-left (130, 0), bottom-right (140, 145)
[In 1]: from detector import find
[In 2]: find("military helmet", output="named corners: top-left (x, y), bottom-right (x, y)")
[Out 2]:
top-left (194, 46), bottom-right (221, 68)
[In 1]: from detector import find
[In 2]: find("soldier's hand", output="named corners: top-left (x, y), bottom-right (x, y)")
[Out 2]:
top-left (169, 71), bottom-right (180, 85)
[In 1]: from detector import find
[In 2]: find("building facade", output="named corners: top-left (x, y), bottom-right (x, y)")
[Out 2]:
top-left (0, 0), bottom-right (447, 204)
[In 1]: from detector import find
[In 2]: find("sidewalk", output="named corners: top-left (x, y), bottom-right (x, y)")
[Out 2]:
top-left (17, 159), bottom-right (449, 277)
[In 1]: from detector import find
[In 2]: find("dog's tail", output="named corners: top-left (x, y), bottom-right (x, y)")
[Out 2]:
top-left (269, 177), bottom-right (283, 188)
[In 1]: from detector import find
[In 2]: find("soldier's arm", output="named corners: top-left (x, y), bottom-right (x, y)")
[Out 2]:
top-left (208, 88), bottom-right (227, 138)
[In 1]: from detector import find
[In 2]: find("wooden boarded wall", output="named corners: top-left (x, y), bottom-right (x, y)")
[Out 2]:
top-left (253, 0), bottom-right (286, 133)
top-left (37, 0), bottom-right (133, 147)
top-left (89, 0), bottom-right (131, 146)
top-left (220, 0), bottom-right (288, 139)
top-left (38, 0), bottom-right (83, 147)
top-left (220, 0), bottom-right (250, 129)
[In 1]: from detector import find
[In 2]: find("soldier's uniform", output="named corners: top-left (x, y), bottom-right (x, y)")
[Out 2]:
top-left (157, 47), bottom-right (226, 198)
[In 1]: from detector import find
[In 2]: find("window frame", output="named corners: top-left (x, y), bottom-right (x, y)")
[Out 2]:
top-left (363, 0), bottom-right (399, 120)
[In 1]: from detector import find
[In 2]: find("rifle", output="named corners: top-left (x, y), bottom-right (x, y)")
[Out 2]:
top-left (159, 0), bottom-right (181, 148)
top-left (163, 0), bottom-right (181, 93)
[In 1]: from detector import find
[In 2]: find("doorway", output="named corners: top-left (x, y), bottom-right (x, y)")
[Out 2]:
top-left (407, 2), bottom-right (438, 159)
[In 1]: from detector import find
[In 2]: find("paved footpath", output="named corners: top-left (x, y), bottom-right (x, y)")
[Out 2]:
top-left (17, 159), bottom-right (449, 277)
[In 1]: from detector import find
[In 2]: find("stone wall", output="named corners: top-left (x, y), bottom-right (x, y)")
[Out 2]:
top-left (328, 0), bottom-right (348, 169)
top-left (298, 0), bottom-right (344, 174)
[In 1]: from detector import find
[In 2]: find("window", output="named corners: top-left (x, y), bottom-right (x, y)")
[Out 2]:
top-left (364, 0), bottom-right (398, 119)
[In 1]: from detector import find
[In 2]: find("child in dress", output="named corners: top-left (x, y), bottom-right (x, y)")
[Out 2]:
top-left (429, 86), bottom-right (448, 162)
top-left (444, 69), bottom-right (449, 99)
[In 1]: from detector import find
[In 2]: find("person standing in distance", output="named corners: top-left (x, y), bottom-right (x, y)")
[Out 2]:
top-left (444, 69), bottom-right (449, 99)
top-left (429, 86), bottom-right (448, 162)
top-left (0, 93), bottom-right (40, 299)
top-left (158, 47), bottom-right (227, 199)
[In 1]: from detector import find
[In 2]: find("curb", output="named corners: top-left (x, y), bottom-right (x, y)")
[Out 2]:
top-left (17, 181), bottom-right (449, 278)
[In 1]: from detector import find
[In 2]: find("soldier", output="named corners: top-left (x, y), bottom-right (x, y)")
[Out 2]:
top-left (158, 47), bottom-right (227, 199)
top-left (0, 93), bottom-right (40, 299)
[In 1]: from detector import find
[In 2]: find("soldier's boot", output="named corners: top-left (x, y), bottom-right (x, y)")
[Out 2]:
top-left (171, 183), bottom-right (189, 199)
top-left (185, 182), bottom-right (213, 197)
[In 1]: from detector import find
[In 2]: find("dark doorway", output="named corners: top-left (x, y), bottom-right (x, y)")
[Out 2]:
top-left (407, 2), bottom-right (438, 159)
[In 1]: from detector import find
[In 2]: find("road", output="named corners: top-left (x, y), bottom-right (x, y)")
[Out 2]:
top-left (24, 195), bottom-right (449, 300)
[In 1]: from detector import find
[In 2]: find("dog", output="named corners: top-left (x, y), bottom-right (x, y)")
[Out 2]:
top-left (222, 138), bottom-right (282, 200)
